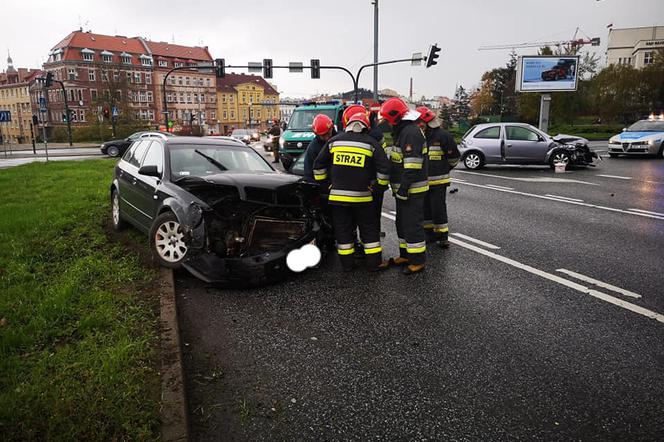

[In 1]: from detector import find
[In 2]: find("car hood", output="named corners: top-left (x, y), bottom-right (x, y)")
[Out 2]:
top-left (552, 133), bottom-right (588, 144)
top-left (616, 131), bottom-right (663, 141)
top-left (283, 129), bottom-right (315, 140)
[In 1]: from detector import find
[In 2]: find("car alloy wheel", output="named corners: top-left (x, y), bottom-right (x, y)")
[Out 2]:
top-left (464, 153), bottom-right (482, 169)
top-left (551, 152), bottom-right (570, 166)
top-left (107, 146), bottom-right (120, 157)
top-left (111, 189), bottom-right (125, 231)
top-left (154, 218), bottom-right (187, 265)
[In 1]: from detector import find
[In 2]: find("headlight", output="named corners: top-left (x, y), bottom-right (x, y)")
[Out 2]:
top-left (243, 135), bottom-right (250, 140)
top-left (279, 136), bottom-right (285, 148)
top-left (648, 139), bottom-right (660, 146)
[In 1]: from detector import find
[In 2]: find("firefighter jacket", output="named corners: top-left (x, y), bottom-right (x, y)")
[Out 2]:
top-left (425, 127), bottom-right (460, 186)
top-left (303, 133), bottom-right (334, 182)
top-left (389, 120), bottom-right (429, 200)
top-left (313, 131), bottom-right (390, 205)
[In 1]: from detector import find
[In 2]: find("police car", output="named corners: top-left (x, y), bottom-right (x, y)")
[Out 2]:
top-left (607, 114), bottom-right (664, 158)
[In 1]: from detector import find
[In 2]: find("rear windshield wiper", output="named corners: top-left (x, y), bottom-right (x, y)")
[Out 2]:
top-left (194, 149), bottom-right (228, 171)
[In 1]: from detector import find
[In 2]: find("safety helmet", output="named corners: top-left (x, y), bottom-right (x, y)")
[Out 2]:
top-left (312, 114), bottom-right (334, 136)
top-left (342, 104), bottom-right (366, 127)
top-left (380, 97), bottom-right (409, 126)
top-left (347, 111), bottom-right (369, 128)
top-left (416, 106), bottom-right (436, 123)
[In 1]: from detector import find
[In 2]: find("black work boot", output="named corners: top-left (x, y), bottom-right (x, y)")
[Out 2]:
top-left (438, 234), bottom-right (450, 249)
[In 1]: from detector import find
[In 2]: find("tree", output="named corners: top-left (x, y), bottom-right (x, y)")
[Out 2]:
top-left (438, 104), bottom-right (452, 129)
top-left (452, 85), bottom-right (471, 125)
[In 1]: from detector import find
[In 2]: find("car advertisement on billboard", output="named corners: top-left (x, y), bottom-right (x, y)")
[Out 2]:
top-left (516, 55), bottom-right (580, 92)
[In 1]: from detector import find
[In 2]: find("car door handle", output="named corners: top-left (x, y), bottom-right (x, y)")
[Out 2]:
top-left (506, 144), bottom-right (512, 147)
top-left (132, 178), bottom-right (137, 185)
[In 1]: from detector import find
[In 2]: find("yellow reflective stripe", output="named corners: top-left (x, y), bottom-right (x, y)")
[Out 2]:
top-left (377, 172), bottom-right (390, 180)
top-left (329, 195), bottom-right (373, 203)
top-left (390, 152), bottom-right (403, 161)
top-left (330, 146), bottom-right (374, 157)
top-left (422, 147), bottom-right (428, 154)
top-left (314, 173), bottom-right (327, 181)
top-left (337, 248), bottom-right (356, 255)
top-left (407, 246), bottom-right (426, 254)
top-left (434, 226), bottom-right (449, 233)
top-left (364, 246), bottom-right (382, 254)
top-left (399, 243), bottom-right (407, 249)
top-left (423, 223), bottom-right (434, 229)
top-left (404, 162), bottom-right (423, 169)
top-left (429, 178), bottom-right (451, 186)
top-left (409, 184), bottom-right (429, 194)
top-left (377, 178), bottom-right (389, 186)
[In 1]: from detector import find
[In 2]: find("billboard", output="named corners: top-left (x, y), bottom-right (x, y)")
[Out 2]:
top-left (515, 55), bottom-right (580, 92)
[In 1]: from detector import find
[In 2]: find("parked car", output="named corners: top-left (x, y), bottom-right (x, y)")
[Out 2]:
top-left (101, 131), bottom-right (174, 157)
top-left (541, 59), bottom-right (576, 81)
top-left (607, 116), bottom-right (664, 158)
top-left (230, 129), bottom-right (253, 144)
top-left (458, 123), bottom-right (598, 169)
top-left (110, 136), bottom-right (322, 285)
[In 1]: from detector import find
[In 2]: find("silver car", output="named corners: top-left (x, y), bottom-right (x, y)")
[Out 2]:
top-left (458, 123), bottom-right (597, 169)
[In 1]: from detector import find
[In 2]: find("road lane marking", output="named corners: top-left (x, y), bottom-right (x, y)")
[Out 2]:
top-left (556, 269), bottom-right (641, 299)
top-left (382, 212), bottom-right (396, 221)
top-left (450, 233), bottom-right (501, 250)
top-left (545, 194), bottom-right (584, 202)
top-left (454, 181), bottom-right (664, 221)
top-left (628, 208), bottom-right (664, 217)
top-left (486, 184), bottom-right (514, 191)
top-left (456, 170), bottom-right (598, 185)
top-left (596, 174), bottom-right (632, 180)
top-left (445, 237), bottom-right (664, 324)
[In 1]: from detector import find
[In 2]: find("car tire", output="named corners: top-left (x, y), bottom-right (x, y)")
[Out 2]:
top-left (107, 145), bottom-right (120, 157)
top-left (657, 143), bottom-right (664, 159)
top-left (150, 211), bottom-right (188, 269)
top-left (549, 151), bottom-right (571, 169)
top-left (463, 152), bottom-right (484, 170)
top-left (608, 153), bottom-right (619, 158)
top-left (111, 189), bottom-right (127, 231)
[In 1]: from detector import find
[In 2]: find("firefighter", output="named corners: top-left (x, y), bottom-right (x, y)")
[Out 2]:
top-left (313, 112), bottom-right (390, 272)
top-left (380, 97), bottom-right (429, 275)
top-left (268, 118), bottom-right (282, 163)
top-left (303, 114), bottom-right (336, 182)
top-left (416, 106), bottom-right (460, 248)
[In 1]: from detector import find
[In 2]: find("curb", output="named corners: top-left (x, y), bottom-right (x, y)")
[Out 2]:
top-left (159, 268), bottom-right (190, 442)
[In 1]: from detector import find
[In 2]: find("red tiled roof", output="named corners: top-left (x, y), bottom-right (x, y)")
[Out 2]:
top-left (0, 68), bottom-right (42, 86)
top-left (52, 30), bottom-right (146, 54)
top-left (144, 41), bottom-right (212, 61)
top-left (216, 73), bottom-right (278, 95)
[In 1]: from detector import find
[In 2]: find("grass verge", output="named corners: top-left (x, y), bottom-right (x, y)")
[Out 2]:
top-left (0, 159), bottom-right (160, 441)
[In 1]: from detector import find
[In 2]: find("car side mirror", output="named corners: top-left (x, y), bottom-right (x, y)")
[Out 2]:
top-left (138, 165), bottom-right (161, 178)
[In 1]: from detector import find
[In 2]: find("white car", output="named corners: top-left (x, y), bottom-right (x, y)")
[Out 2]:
top-left (607, 116), bottom-right (664, 158)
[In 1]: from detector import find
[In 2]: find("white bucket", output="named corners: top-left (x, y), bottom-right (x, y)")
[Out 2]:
top-left (554, 163), bottom-right (566, 174)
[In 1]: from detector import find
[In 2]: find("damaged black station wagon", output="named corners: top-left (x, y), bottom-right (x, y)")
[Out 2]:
top-left (111, 136), bottom-right (323, 285)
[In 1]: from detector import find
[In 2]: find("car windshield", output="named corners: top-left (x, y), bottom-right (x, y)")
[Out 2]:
top-left (169, 145), bottom-right (272, 178)
top-left (626, 120), bottom-right (664, 132)
top-left (288, 109), bottom-right (336, 131)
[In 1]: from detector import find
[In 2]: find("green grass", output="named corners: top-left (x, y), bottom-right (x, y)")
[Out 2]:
top-left (0, 160), bottom-right (160, 441)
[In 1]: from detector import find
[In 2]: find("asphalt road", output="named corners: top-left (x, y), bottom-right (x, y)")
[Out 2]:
top-left (176, 142), bottom-right (664, 441)
top-left (0, 147), bottom-right (104, 169)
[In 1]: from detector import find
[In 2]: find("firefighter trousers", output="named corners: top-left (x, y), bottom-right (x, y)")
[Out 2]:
top-left (395, 196), bottom-right (426, 266)
top-left (332, 203), bottom-right (383, 270)
top-left (424, 184), bottom-right (449, 241)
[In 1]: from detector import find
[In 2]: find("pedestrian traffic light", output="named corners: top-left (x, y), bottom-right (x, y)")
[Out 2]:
top-left (311, 59), bottom-right (320, 79)
top-left (45, 72), bottom-right (54, 87)
top-left (215, 58), bottom-right (225, 78)
top-left (426, 44), bottom-right (441, 68)
top-left (263, 59), bottom-right (273, 79)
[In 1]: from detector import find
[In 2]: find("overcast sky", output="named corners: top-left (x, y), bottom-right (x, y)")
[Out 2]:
top-left (1, 0), bottom-right (662, 98)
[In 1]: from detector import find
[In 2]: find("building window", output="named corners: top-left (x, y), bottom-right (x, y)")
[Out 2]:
top-left (211, 111), bottom-right (216, 119)
top-left (101, 70), bottom-right (109, 82)
top-left (145, 73), bottom-right (152, 85)
top-left (134, 72), bottom-right (141, 83)
top-left (174, 62), bottom-right (184, 68)
top-left (67, 89), bottom-right (75, 101)
top-left (121, 55), bottom-right (132, 64)
top-left (223, 111), bottom-right (227, 119)
top-left (179, 93), bottom-right (184, 103)
top-left (186, 93), bottom-right (192, 103)
top-left (126, 72), bottom-right (132, 83)
top-left (158, 60), bottom-right (168, 68)
top-left (230, 111), bottom-right (235, 119)
top-left (68, 68), bottom-right (77, 80)
top-left (206, 78), bottom-right (211, 87)
top-left (83, 52), bottom-right (93, 62)
top-left (113, 72), bottom-right (119, 82)
top-left (88, 69), bottom-right (96, 81)
top-left (185, 77), bottom-right (190, 86)
top-left (178, 77), bottom-right (183, 85)
top-left (90, 89), bottom-right (98, 101)
top-left (102, 54), bottom-right (112, 63)
top-left (644, 52), bottom-right (654, 65)
top-left (141, 57), bottom-right (152, 67)
top-left (147, 91), bottom-right (153, 102)
top-left (79, 110), bottom-right (85, 122)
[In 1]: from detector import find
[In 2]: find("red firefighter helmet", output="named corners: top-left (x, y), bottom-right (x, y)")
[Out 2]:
top-left (342, 104), bottom-right (366, 127)
top-left (346, 111), bottom-right (370, 128)
top-left (416, 106), bottom-right (436, 123)
top-left (312, 114), bottom-right (334, 136)
top-left (380, 97), bottom-right (409, 126)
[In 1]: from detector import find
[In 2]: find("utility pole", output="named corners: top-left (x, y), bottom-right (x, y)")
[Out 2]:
top-left (372, 0), bottom-right (379, 101)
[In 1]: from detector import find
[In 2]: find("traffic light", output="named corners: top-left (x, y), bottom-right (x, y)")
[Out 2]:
top-left (263, 59), bottom-right (273, 79)
top-left (45, 72), bottom-right (54, 87)
top-left (62, 113), bottom-right (68, 122)
top-left (215, 58), bottom-right (225, 78)
top-left (310, 59), bottom-right (320, 79)
top-left (426, 44), bottom-right (441, 68)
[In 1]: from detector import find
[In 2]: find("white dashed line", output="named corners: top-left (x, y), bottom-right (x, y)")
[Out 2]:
top-left (556, 269), bottom-right (641, 299)
top-left (545, 194), bottom-right (584, 202)
top-left (451, 233), bottom-right (501, 249)
top-left (628, 208), bottom-right (664, 217)
top-left (485, 184), bottom-right (514, 191)
top-left (382, 212), bottom-right (396, 221)
top-left (596, 174), bottom-right (632, 180)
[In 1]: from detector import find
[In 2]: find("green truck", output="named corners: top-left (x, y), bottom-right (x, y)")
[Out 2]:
top-left (278, 101), bottom-right (346, 169)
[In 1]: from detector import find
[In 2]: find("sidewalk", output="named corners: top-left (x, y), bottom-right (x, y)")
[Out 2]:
top-left (1, 145), bottom-right (103, 159)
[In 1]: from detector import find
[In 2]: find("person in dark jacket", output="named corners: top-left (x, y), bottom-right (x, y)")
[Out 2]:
top-left (303, 114), bottom-right (336, 182)
top-left (268, 119), bottom-right (281, 163)
top-left (416, 106), bottom-right (460, 248)
top-left (313, 112), bottom-right (390, 272)
top-left (380, 97), bottom-right (429, 275)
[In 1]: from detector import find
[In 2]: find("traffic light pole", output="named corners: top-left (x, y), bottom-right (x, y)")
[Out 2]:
top-left (52, 79), bottom-right (73, 147)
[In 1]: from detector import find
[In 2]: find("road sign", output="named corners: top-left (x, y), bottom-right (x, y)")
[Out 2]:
top-left (0, 110), bottom-right (11, 122)
top-left (112, 107), bottom-right (118, 117)
top-left (39, 97), bottom-right (47, 113)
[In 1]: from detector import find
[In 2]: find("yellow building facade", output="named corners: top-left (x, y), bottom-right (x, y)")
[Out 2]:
top-left (0, 56), bottom-right (40, 145)
top-left (216, 73), bottom-right (279, 134)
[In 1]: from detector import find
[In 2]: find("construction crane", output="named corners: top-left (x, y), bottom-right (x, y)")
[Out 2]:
top-left (479, 28), bottom-right (600, 52)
